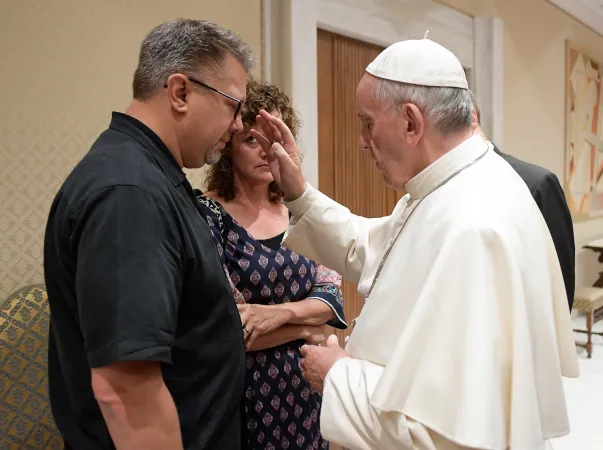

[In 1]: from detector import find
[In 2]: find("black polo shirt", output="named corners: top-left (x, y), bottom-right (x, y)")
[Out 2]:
top-left (44, 112), bottom-right (245, 449)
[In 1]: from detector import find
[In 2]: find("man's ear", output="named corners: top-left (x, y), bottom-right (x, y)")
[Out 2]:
top-left (165, 74), bottom-right (189, 113)
top-left (401, 103), bottom-right (424, 144)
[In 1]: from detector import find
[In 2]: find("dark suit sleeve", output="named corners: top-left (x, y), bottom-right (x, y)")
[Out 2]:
top-left (532, 173), bottom-right (575, 310)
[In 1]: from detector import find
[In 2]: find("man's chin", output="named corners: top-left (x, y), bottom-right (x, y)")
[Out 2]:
top-left (204, 148), bottom-right (222, 166)
top-left (183, 162), bottom-right (205, 170)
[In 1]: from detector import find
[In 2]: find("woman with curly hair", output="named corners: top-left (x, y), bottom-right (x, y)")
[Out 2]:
top-left (197, 79), bottom-right (347, 449)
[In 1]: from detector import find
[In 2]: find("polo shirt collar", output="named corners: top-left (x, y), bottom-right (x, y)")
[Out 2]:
top-left (109, 112), bottom-right (187, 187)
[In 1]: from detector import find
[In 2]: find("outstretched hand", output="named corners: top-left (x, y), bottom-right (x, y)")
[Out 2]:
top-left (250, 110), bottom-right (307, 201)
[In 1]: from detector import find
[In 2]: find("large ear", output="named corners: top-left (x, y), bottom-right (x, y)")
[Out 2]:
top-left (471, 109), bottom-right (481, 133)
top-left (165, 73), bottom-right (190, 113)
top-left (400, 103), bottom-right (425, 144)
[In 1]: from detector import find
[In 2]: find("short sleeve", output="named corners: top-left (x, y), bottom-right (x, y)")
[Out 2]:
top-left (73, 185), bottom-right (181, 368)
top-left (307, 264), bottom-right (347, 329)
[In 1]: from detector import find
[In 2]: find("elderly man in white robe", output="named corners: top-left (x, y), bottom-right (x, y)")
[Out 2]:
top-left (250, 38), bottom-right (579, 450)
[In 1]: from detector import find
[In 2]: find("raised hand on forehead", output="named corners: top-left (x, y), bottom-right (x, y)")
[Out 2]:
top-left (250, 110), bottom-right (306, 201)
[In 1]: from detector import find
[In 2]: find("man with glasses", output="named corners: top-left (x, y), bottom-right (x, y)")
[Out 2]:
top-left (44, 19), bottom-right (253, 449)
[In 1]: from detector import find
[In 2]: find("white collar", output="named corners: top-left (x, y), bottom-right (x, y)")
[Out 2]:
top-left (405, 134), bottom-right (489, 200)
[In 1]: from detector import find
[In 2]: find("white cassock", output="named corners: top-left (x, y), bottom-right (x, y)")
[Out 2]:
top-left (283, 134), bottom-right (579, 450)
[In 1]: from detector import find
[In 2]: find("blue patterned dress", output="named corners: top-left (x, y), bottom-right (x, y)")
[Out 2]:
top-left (198, 196), bottom-right (347, 450)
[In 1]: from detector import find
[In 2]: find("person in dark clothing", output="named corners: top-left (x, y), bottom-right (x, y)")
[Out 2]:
top-left (470, 92), bottom-right (575, 310)
top-left (44, 19), bottom-right (254, 449)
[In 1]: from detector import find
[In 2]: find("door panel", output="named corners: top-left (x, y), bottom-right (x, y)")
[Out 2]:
top-left (317, 29), bottom-right (396, 346)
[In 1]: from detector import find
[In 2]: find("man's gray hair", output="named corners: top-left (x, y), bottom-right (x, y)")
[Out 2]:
top-left (373, 78), bottom-right (473, 135)
top-left (467, 89), bottom-right (481, 125)
top-left (133, 19), bottom-right (255, 100)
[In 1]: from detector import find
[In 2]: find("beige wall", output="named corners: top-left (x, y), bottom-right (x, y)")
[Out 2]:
top-left (0, 0), bottom-right (262, 300)
top-left (3, 0), bottom-right (603, 299)
top-left (437, 0), bottom-right (603, 286)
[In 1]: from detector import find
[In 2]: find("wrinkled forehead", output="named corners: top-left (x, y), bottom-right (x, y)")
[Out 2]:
top-left (356, 74), bottom-right (380, 116)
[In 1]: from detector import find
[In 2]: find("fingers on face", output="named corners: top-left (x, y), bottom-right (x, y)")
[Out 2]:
top-left (258, 110), bottom-right (295, 144)
top-left (268, 110), bottom-right (295, 142)
top-left (249, 129), bottom-right (271, 152)
top-left (269, 122), bottom-right (283, 143)
top-left (271, 143), bottom-right (287, 160)
top-left (255, 114), bottom-right (275, 142)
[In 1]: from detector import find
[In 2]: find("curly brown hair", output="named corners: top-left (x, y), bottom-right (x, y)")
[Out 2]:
top-left (205, 78), bottom-right (301, 202)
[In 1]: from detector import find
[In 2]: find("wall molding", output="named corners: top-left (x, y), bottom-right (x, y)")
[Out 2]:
top-left (316, 0), bottom-right (474, 68)
top-left (547, 0), bottom-right (603, 37)
top-left (474, 17), bottom-right (504, 147)
top-left (261, 0), bottom-right (271, 82)
top-left (268, 0), bottom-right (503, 188)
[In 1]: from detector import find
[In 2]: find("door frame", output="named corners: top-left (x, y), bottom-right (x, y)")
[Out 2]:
top-left (263, 0), bottom-right (503, 188)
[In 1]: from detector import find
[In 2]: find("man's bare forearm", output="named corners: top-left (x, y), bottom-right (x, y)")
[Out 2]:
top-left (92, 362), bottom-right (182, 450)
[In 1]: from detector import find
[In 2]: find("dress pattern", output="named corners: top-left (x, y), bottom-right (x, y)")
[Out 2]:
top-left (198, 196), bottom-right (346, 450)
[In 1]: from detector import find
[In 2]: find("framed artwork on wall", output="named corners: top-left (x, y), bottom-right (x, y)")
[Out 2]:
top-left (565, 40), bottom-right (603, 222)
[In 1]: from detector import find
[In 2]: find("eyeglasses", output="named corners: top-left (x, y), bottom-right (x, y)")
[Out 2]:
top-left (164, 77), bottom-right (244, 119)
top-left (192, 77), bottom-right (246, 119)
top-left (189, 78), bottom-right (244, 119)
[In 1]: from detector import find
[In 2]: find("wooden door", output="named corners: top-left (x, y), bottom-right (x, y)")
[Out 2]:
top-left (317, 29), bottom-right (399, 345)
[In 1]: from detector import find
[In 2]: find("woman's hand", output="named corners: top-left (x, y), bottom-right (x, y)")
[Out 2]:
top-left (243, 324), bottom-right (326, 352)
top-left (303, 325), bottom-right (326, 346)
top-left (238, 304), bottom-right (294, 346)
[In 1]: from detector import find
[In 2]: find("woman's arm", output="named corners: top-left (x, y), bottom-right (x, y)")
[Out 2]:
top-left (239, 265), bottom-right (347, 335)
top-left (276, 299), bottom-right (336, 326)
top-left (245, 324), bottom-right (325, 351)
top-left (279, 265), bottom-right (347, 329)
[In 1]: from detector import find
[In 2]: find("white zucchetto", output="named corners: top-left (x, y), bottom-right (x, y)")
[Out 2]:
top-left (366, 38), bottom-right (468, 89)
